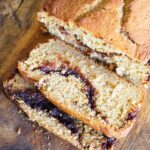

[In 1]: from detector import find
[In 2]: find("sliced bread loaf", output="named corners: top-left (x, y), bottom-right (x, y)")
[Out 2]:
top-left (37, 0), bottom-right (150, 85)
top-left (3, 73), bottom-right (116, 150)
top-left (18, 39), bottom-right (143, 138)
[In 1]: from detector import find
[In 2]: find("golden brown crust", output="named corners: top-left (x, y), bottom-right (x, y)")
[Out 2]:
top-left (123, 0), bottom-right (150, 64)
top-left (136, 45), bottom-right (150, 65)
top-left (43, 0), bottom-right (150, 64)
top-left (18, 62), bottom-right (144, 139)
top-left (43, 0), bottom-right (96, 22)
top-left (76, 0), bottom-right (137, 62)
top-left (123, 0), bottom-right (150, 46)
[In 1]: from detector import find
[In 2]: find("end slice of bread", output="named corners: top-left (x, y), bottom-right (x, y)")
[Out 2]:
top-left (3, 73), bottom-right (116, 150)
top-left (18, 39), bottom-right (143, 138)
top-left (37, 8), bottom-right (150, 86)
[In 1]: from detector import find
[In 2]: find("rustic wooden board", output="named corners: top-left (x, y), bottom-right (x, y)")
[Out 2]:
top-left (0, 0), bottom-right (150, 150)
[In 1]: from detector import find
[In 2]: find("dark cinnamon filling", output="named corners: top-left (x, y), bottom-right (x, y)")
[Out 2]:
top-left (147, 59), bottom-right (150, 65)
top-left (39, 65), bottom-right (97, 113)
top-left (15, 89), bottom-right (79, 134)
top-left (58, 26), bottom-right (119, 72)
top-left (102, 137), bottom-right (116, 150)
top-left (59, 26), bottom-right (69, 35)
top-left (127, 111), bottom-right (137, 121)
top-left (14, 89), bottom-right (115, 149)
top-left (5, 70), bottom-right (116, 149)
top-left (147, 75), bottom-right (150, 82)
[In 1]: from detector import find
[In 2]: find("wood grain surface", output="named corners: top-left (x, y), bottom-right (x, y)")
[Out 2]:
top-left (0, 0), bottom-right (150, 150)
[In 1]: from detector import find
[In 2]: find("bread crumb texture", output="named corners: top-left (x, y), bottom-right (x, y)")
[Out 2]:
top-left (18, 39), bottom-right (143, 134)
top-left (40, 0), bottom-right (150, 64)
top-left (38, 11), bottom-right (149, 85)
top-left (4, 73), bottom-right (114, 150)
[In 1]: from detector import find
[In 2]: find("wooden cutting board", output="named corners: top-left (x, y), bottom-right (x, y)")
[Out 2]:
top-left (0, 1), bottom-right (150, 150)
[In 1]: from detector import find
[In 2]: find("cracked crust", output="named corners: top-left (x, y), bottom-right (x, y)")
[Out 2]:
top-left (43, 0), bottom-right (102, 22)
top-left (123, 0), bottom-right (150, 64)
top-left (76, 0), bottom-right (137, 58)
top-left (39, 0), bottom-right (150, 64)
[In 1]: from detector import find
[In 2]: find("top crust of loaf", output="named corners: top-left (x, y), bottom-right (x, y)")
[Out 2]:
top-left (43, 0), bottom-right (102, 21)
top-left (43, 0), bottom-right (150, 64)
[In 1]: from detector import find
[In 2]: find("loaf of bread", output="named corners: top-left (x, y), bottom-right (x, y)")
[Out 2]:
top-left (18, 39), bottom-right (143, 138)
top-left (37, 0), bottom-right (150, 85)
top-left (3, 73), bottom-right (116, 150)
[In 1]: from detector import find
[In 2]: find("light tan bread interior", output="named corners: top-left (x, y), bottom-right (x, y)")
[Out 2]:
top-left (4, 73), bottom-right (115, 150)
top-left (37, 11), bottom-right (150, 86)
top-left (40, 0), bottom-right (150, 64)
top-left (18, 39), bottom-right (143, 138)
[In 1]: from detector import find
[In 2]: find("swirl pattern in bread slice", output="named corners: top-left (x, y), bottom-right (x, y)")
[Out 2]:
top-left (4, 73), bottom-right (116, 150)
top-left (18, 39), bottom-right (144, 138)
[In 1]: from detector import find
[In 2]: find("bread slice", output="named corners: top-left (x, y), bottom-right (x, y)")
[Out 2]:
top-left (18, 39), bottom-right (143, 138)
top-left (37, 0), bottom-right (150, 85)
top-left (3, 73), bottom-right (116, 150)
